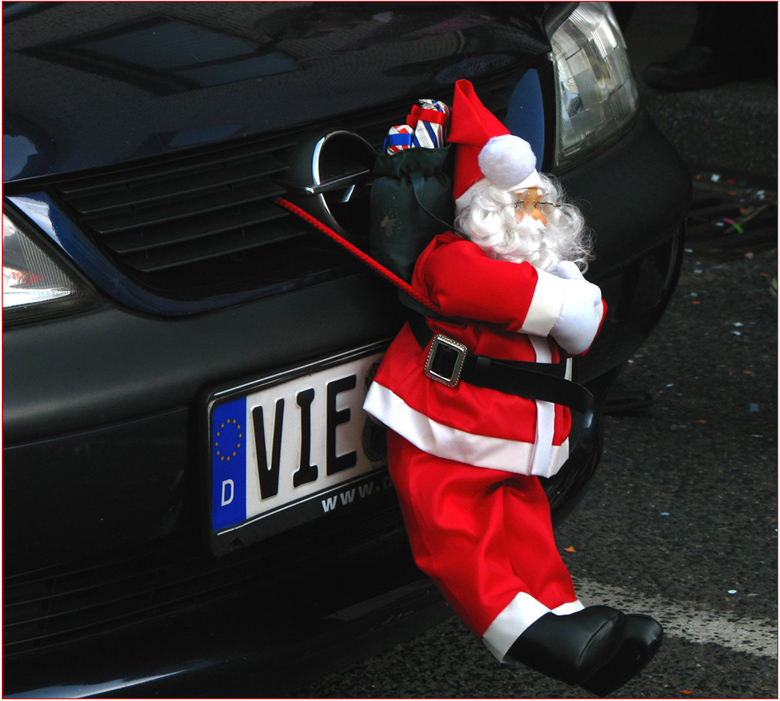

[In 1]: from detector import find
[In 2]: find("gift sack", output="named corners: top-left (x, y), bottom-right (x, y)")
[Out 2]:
top-left (370, 145), bottom-right (454, 283)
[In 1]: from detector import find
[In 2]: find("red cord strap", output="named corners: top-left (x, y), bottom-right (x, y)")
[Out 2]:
top-left (273, 197), bottom-right (441, 314)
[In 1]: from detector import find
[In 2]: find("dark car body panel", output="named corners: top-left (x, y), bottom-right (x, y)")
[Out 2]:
top-left (3, 2), bottom-right (689, 697)
top-left (3, 2), bottom-right (553, 183)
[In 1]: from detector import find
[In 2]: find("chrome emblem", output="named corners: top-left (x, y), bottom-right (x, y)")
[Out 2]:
top-left (308, 130), bottom-right (376, 234)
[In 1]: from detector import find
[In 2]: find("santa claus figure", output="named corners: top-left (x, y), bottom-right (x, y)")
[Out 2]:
top-left (364, 80), bottom-right (662, 695)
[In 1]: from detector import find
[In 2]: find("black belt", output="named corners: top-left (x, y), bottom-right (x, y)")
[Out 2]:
top-left (407, 312), bottom-right (594, 414)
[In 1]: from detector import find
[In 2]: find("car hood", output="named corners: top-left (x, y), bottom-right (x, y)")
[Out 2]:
top-left (3, 2), bottom-right (555, 184)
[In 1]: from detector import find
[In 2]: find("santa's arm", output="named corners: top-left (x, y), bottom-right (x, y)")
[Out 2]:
top-left (421, 238), bottom-right (558, 328)
top-left (421, 239), bottom-right (605, 354)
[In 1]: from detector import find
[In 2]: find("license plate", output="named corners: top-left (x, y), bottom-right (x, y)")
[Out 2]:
top-left (204, 342), bottom-right (388, 556)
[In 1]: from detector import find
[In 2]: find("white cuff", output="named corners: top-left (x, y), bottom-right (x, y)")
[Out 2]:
top-left (483, 595), bottom-right (585, 663)
top-left (482, 593), bottom-right (550, 663)
top-left (519, 268), bottom-right (564, 338)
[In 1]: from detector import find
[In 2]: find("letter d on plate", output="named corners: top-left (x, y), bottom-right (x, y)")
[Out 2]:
top-left (211, 397), bottom-right (248, 531)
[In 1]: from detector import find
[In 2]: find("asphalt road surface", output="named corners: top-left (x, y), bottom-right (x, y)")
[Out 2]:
top-left (292, 4), bottom-right (778, 699)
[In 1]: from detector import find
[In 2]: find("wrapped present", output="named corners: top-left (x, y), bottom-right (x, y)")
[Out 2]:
top-left (419, 98), bottom-right (451, 120)
top-left (383, 124), bottom-right (414, 154)
top-left (408, 99), bottom-right (451, 148)
top-left (383, 99), bottom-right (451, 154)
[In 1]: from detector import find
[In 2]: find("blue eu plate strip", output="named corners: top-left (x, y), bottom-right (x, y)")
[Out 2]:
top-left (211, 397), bottom-right (248, 531)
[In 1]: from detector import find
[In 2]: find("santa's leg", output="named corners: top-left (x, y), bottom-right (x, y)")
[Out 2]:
top-left (500, 476), bottom-right (663, 692)
top-left (386, 430), bottom-right (627, 686)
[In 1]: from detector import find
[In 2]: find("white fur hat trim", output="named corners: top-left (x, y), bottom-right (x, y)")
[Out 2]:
top-left (511, 169), bottom-right (544, 192)
top-left (479, 134), bottom-right (541, 191)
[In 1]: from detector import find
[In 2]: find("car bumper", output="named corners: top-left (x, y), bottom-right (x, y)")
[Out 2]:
top-left (3, 109), bottom-right (689, 697)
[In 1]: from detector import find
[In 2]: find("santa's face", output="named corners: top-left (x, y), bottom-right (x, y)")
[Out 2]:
top-left (456, 174), bottom-right (590, 273)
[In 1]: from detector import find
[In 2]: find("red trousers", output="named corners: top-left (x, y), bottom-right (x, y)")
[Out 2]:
top-left (387, 430), bottom-right (581, 660)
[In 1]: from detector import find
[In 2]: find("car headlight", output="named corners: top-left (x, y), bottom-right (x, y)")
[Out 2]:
top-left (3, 211), bottom-right (94, 323)
top-left (550, 2), bottom-right (639, 170)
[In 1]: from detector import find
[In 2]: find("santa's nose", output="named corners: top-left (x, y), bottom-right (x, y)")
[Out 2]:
top-left (515, 189), bottom-right (547, 226)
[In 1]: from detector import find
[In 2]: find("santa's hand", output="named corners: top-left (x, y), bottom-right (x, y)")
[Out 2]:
top-left (554, 260), bottom-right (586, 281)
top-left (550, 279), bottom-right (604, 355)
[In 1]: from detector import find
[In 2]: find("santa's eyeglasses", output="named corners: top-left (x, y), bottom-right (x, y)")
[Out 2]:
top-left (514, 199), bottom-right (560, 209)
top-left (514, 188), bottom-right (560, 209)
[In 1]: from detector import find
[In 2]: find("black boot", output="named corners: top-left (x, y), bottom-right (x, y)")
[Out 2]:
top-left (507, 606), bottom-right (625, 685)
top-left (581, 614), bottom-right (663, 697)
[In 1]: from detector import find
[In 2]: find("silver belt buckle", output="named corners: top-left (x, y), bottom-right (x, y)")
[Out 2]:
top-left (424, 334), bottom-right (468, 388)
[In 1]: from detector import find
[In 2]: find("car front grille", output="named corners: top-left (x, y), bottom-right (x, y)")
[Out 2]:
top-left (51, 131), bottom-right (357, 304)
top-left (49, 73), bottom-right (519, 308)
top-left (3, 499), bottom-right (408, 658)
top-left (56, 139), bottom-right (299, 275)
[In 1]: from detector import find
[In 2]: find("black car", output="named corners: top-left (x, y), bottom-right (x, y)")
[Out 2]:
top-left (3, 2), bottom-right (690, 696)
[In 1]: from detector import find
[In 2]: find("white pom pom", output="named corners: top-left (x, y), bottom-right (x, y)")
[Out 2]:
top-left (478, 134), bottom-right (537, 191)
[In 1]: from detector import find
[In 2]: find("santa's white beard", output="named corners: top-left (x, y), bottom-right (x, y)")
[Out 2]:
top-left (455, 175), bottom-right (591, 273)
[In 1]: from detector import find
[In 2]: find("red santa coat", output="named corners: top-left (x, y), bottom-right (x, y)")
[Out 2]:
top-left (364, 231), bottom-right (602, 478)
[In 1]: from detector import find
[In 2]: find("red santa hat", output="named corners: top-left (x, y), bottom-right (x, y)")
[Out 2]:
top-left (449, 79), bottom-right (543, 213)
